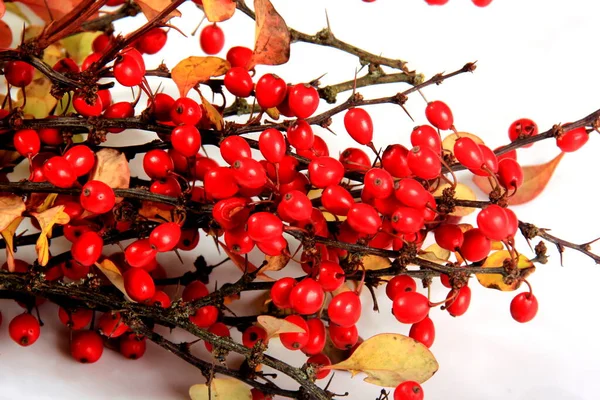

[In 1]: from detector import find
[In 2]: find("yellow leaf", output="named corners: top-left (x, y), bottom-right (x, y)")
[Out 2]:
top-left (200, 95), bottom-right (223, 131)
top-left (133, 0), bottom-right (181, 22)
top-left (171, 56), bottom-right (230, 97)
top-left (265, 106), bottom-right (280, 120)
top-left (324, 333), bottom-right (439, 387)
top-left (16, 76), bottom-right (58, 118)
top-left (189, 378), bottom-right (251, 400)
top-left (96, 259), bottom-right (135, 302)
top-left (361, 255), bottom-right (391, 270)
top-left (0, 194), bottom-right (26, 231)
top-left (433, 183), bottom-right (477, 217)
top-left (5, 3), bottom-right (32, 23)
top-left (256, 315), bottom-right (305, 339)
top-left (472, 153), bottom-right (564, 206)
top-left (32, 193), bottom-right (58, 213)
top-left (476, 250), bottom-right (535, 291)
top-left (248, 0), bottom-right (291, 69)
top-left (201, 0), bottom-right (236, 22)
top-left (42, 44), bottom-right (64, 76)
top-left (89, 149), bottom-right (130, 197)
top-left (419, 243), bottom-right (451, 263)
top-left (442, 131), bottom-right (484, 154)
top-left (1, 217), bottom-right (24, 272)
top-left (31, 205), bottom-right (70, 266)
top-left (54, 92), bottom-right (76, 115)
top-left (62, 32), bottom-right (102, 65)
top-left (23, 25), bottom-right (44, 41)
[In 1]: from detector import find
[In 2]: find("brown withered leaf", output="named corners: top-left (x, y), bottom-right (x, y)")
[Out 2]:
top-left (172, 56), bottom-right (230, 97)
top-left (256, 315), bottom-right (306, 339)
top-left (476, 250), bottom-right (535, 291)
top-left (0, 194), bottom-right (26, 232)
top-left (247, 0), bottom-right (291, 69)
top-left (265, 107), bottom-right (280, 120)
top-left (264, 253), bottom-right (290, 271)
top-left (89, 149), bottom-right (130, 197)
top-left (0, 21), bottom-right (12, 49)
top-left (31, 205), bottom-right (70, 266)
top-left (0, 151), bottom-right (21, 172)
top-left (138, 201), bottom-right (177, 223)
top-left (0, 217), bottom-right (24, 272)
top-left (200, 95), bottom-right (223, 131)
top-left (133, 0), bottom-right (181, 22)
top-left (96, 259), bottom-right (135, 302)
top-left (361, 255), bottom-right (392, 282)
top-left (15, 0), bottom-right (87, 22)
top-left (189, 378), bottom-right (251, 400)
top-left (201, 0), bottom-right (236, 22)
top-left (218, 241), bottom-right (274, 281)
top-left (324, 333), bottom-right (439, 387)
top-left (473, 153), bottom-right (564, 205)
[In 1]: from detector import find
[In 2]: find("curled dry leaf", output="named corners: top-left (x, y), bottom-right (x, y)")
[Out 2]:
top-left (27, 192), bottom-right (57, 213)
top-left (201, 0), bottom-right (236, 22)
top-left (200, 95), bottom-right (224, 131)
top-left (323, 333), bottom-right (439, 387)
top-left (476, 250), bottom-right (535, 291)
top-left (0, 194), bottom-right (26, 232)
top-left (442, 131), bottom-right (484, 154)
top-left (138, 201), bottom-right (178, 223)
top-left (15, 0), bottom-right (87, 22)
top-left (433, 183), bottom-right (477, 217)
top-left (264, 253), bottom-right (290, 271)
top-left (473, 153), bottom-right (565, 205)
top-left (247, 0), bottom-right (291, 69)
top-left (218, 241), bottom-right (274, 281)
top-left (189, 378), bottom-right (252, 400)
top-left (172, 56), bottom-right (230, 97)
top-left (134, 0), bottom-right (181, 22)
top-left (0, 21), bottom-right (12, 49)
top-left (360, 255), bottom-right (392, 282)
top-left (257, 315), bottom-right (306, 339)
top-left (96, 259), bottom-right (135, 302)
top-left (0, 217), bottom-right (24, 272)
top-left (31, 205), bottom-right (70, 266)
top-left (419, 243), bottom-right (451, 263)
top-left (89, 149), bottom-right (130, 196)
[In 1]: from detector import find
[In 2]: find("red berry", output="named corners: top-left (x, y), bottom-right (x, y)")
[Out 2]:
top-left (123, 267), bottom-right (155, 302)
top-left (407, 146), bottom-right (441, 180)
top-left (136, 28), bottom-right (167, 54)
top-left (460, 228), bottom-right (491, 262)
top-left (382, 144), bottom-right (411, 178)
top-left (425, 100), bottom-right (453, 130)
top-left (289, 278), bottom-right (325, 315)
top-left (204, 167), bottom-right (239, 199)
top-left (73, 93), bottom-right (103, 117)
top-left (391, 207), bottom-right (425, 234)
top-left (92, 34), bottom-right (112, 53)
top-left (4, 61), bottom-right (34, 87)
top-left (394, 178), bottom-right (430, 209)
top-left (394, 381), bottom-right (424, 400)
top-left (220, 135), bottom-right (252, 164)
top-left (149, 93), bottom-right (175, 122)
top-left (82, 52), bottom-right (101, 71)
top-left (143, 149), bottom-right (174, 179)
top-left (125, 239), bottom-right (157, 268)
top-left (303, 318), bottom-right (326, 355)
top-left (170, 97), bottom-right (203, 125)
top-left (103, 101), bottom-right (135, 133)
top-left (347, 203), bottom-right (382, 235)
top-left (278, 190), bottom-right (313, 222)
top-left (97, 89), bottom-right (112, 110)
top-left (191, 305), bottom-right (219, 328)
top-left (97, 311), bottom-right (128, 338)
top-left (469, 144), bottom-right (498, 176)
top-left (386, 275), bottom-right (417, 301)
top-left (392, 291), bottom-right (429, 324)
top-left (119, 335), bottom-right (146, 359)
top-left (53, 58), bottom-right (80, 74)
top-left (247, 212), bottom-right (283, 242)
top-left (510, 292), bottom-right (538, 323)
top-left (287, 120), bottom-right (314, 150)
top-left (147, 290), bottom-right (171, 308)
top-left (434, 224), bottom-right (464, 251)
top-left (194, 155), bottom-right (219, 180)
top-left (13, 129), bottom-right (40, 157)
top-left (182, 280), bottom-right (209, 301)
top-left (445, 286), bottom-right (471, 317)
top-left (204, 322), bottom-right (230, 352)
top-left (425, 0), bottom-right (449, 4)
top-left (177, 229), bottom-right (201, 251)
top-left (255, 73), bottom-right (287, 109)
top-left (171, 124), bottom-right (201, 157)
top-left (557, 126), bottom-right (589, 152)
top-left (150, 176), bottom-right (182, 197)
top-left (328, 323), bottom-right (358, 349)
top-left (328, 291), bottom-right (361, 327)
top-left (472, 0), bottom-right (493, 5)
top-left (38, 126), bottom-right (63, 146)
top-left (149, 222), bottom-right (181, 252)
top-left (9, 313), bottom-right (40, 346)
top-left (242, 326), bottom-right (268, 348)
top-left (60, 259), bottom-right (90, 280)
top-left (259, 128), bottom-right (286, 163)
top-left (232, 157), bottom-right (267, 189)
top-left (288, 83), bottom-right (319, 118)
top-left (504, 208), bottom-right (519, 238)
top-left (364, 168), bottom-right (394, 199)
top-left (80, 180), bottom-right (115, 214)
top-left (340, 147), bottom-right (371, 171)
top-left (71, 231), bottom-right (103, 266)
top-left (271, 277), bottom-right (296, 309)
top-left (411, 125), bottom-right (441, 153)
top-left (508, 118), bottom-right (537, 148)
top-left (321, 185), bottom-right (354, 216)
top-left (200, 24), bottom-right (225, 54)
top-left (454, 137), bottom-right (483, 170)
top-left (477, 205), bottom-right (509, 241)
top-left (409, 316), bottom-right (435, 348)
top-left (224, 226), bottom-right (255, 254)
top-left (64, 145), bottom-right (95, 177)
top-left (71, 330), bottom-right (104, 363)
top-left (279, 315), bottom-right (309, 350)
top-left (307, 353), bottom-right (332, 379)
top-left (308, 156), bottom-right (344, 188)
top-left (344, 107), bottom-right (373, 145)
top-left (113, 54), bottom-right (144, 87)
top-left (226, 46), bottom-right (253, 69)
top-left (497, 158), bottom-right (524, 190)
top-left (224, 67), bottom-right (253, 97)
top-left (316, 260), bottom-right (345, 292)
top-left (212, 197), bottom-right (249, 230)
top-left (58, 307), bottom-right (93, 330)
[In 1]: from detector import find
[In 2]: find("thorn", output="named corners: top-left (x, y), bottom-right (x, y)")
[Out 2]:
top-left (324, 9), bottom-right (332, 34)
top-left (555, 243), bottom-right (565, 266)
top-left (400, 104), bottom-right (414, 122)
top-left (174, 248), bottom-right (184, 264)
top-left (417, 89), bottom-right (429, 104)
top-left (309, 72), bottom-right (327, 88)
top-left (582, 237), bottom-right (600, 250)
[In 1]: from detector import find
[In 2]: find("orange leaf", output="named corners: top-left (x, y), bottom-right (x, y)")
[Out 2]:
top-left (0, 217), bottom-right (24, 272)
top-left (472, 153), bottom-right (564, 205)
top-left (31, 205), bottom-right (70, 266)
top-left (15, 0), bottom-right (86, 22)
top-left (202, 0), bottom-right (236, 22)
top-left (96, 259), bottom-right (135, 302)
top-left (0, 194), bottom-right (25, 232)
top-left (133, 0), bottom-right (181, 22)
top-left (248, 0), bottom-right (290, 69)
top-left (200, 95), bottom-right (224, 131)
top-left (171, 56), bottom-right (230, 97)
top-left (89, 149), bottom-right (130, 200)
top-left (0, 21), bottom-right (12, 49)
top-left (218, 241), bottom-right (274, 281)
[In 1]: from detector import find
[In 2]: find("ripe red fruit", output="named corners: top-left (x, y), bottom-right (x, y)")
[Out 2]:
top-left (92, 34), bottom-right (111, 53)
top-left (391, 207), bottom-right (425, 234)
top-left (289, 278), bottom-right (325, 315)
top-left (125, 239), bottom-right (157, 268)
top-left (328, 291), bottom-right (361, 327)
top-left (71, 330), bottom-right (104, 363)
top-left (460, 228), bottom-right (491, 262)
top-left (288, 83), bottom-right (319, 118)
top-left (308, 156), bottom-right (344, 188)
top-left (364, 168), bottom-right (394, 199)
top-left (171, 124), bottom-right (201, 157)
top-left (60, 259), bottom-right (90, 280)
top-left (321, 185), bottom-right (354, 216)
top-left (136, 28), bottom-right (167, 54)
top-left (316, 261), bottom-right (345, 292)
top-left (470, 144), bottom-right (498, 176)
top-left (255, 73), bottom-right (287, 109)
top-left (328, 323), bottom-right (358, 349)
top-left (226, 46), bottom-right (253, 69)
top-left (38, 126), bottom-right (63, 145)
top-left (114, 54), bottom-right (144, 87)
top-left (97, 89), bottom-right (112, 110)
top-left (53, 57), bottom-right (80, 74)
top-left (58, 307), bottom-right (93, 330)
top-left (13, 129), bottom-right (40, 157)
top-left (73, 93), bottom-right (103, 117)
top-left (200, 23), bottom-right (225, 54)
top-left (344, 107), bottom-right (373, 145)
top-left (510, 292), bottom-right (538, 323)
top-left (271, 277), bottom-right (296, 309)
top-left (347, 203), bottom-right (382, 235)
top-left (258, 234), bottom-right (288, 256)
top-left (307, 353), bottom-right (332, 379)
top-left (242, 326), bottom-right (268, 348)
top-left (71, 231), bottom-right (103, 266)
top-left (303, 318), bottom-right (327, 355)
top-left (497, 158), bottom-right (524, 190)
top-left (477, 205), bottom-right (509, 241)
top-left (411, 125), bottom-right (441, 153)
top-left (340, 147), bottom-right (371, 171)
top-left (445, 286), bottom-right (471, 317)
top-left (394, 381), bottom-right (424, 400)
top-left (220, 135), bottom-right (252, 164)
top-left (103, 101), bottom-right (135, 133)
top-left (204, 167), bottom-right (239, 199)
top-left (150, 176), bottom-right (182, 197)
top-left (149, 222), bottom-right (182, 252)
top-left (434, 224), bottom-right (464, 251)
top-left (64, 145), bottom-right (95, 177)
top-left (224, 226), bottom-right (255, 254)
top-left (454, 137), bottom-right (483, 170)
top-left (224, 67), bottom-right (254, 97)
top-left (182, 280), bottom-right (209, 301)
top-left (97, 311), bottom-right (128, 338)
top-left (204, 322), bottom-right (230, 352)
top-left (394, 178), bottom-right (430, 209)
top-left (9, 313), bottom-right (40, 346)
top-left (259, 128), bottom-right (286, 163)
top-left (212, 197), bottom-right (249, 230)
top-left (557, 126), bottom-right (589, 152)
top-left (82, 52), bottom-right (101, 71)
top-left (120, 335), bottom-right (146, 359)
top-left (149, 93), bottom-right (175, 122)
top-left (409, 316), bottom-right (435, 348)
top-left (382, 144), bottom-right (411, 177)
top-left (4, 61), bottom-right (34, 87)
top-left (472, 0), bottom-right (493, 6)
top-left (425, 0), bottom-right (449, 5)
top-left (232, 157), bottom-right (267, 189)
top-left (504, 208), bottom-right (519, 238)
top-left (143, 149), bottom-right (174, 179)
top-left (80, 180), bottom-right (115, 214)
top-left (170, 97), bottom-right (203, 125)
top-left (508, 118), bottom-right (538, 148)
top-left (407, 146), bottom-right (441, 179)
top-left (177, 229), bottom-right (200, 251)
top-left (123, 267), bottom-right (156, 302)
top-left (247, 212), bottom-right (283, 242)
top-left (287, 120), bottom-right (314, 150)
top-left (191, 306), bottom-right (219, 328)
top-left (277, 190), bottom-right (312, 221)
top-left (279, 315), bottom-right (309, 350)
top-left (425, 100), bottom-right (453, 130)
top-left (386, 275), bottom-right (417, 301)
top-left (147, 290), bottom-right (171, 308)
top-left (392, 291), bottom-right (429, 324)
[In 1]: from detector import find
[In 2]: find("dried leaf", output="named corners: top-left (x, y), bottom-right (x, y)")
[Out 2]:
top-left (442, 131), bottom-right (484, 154)
top-left (5, 3), bottom-right (32, 23)
top-left (138, 201), bottom-right (177, 223)
top-left (361, 255), bottom-right (391, 270)
top-left (419, 243), bottom-right (451, 263)
top-left (473, 153), bottom-right (564, 205)
top-left (189, 378), bottom-right (251, 400)
top-left (264, 253), bottom-right (290, 271)
top-left (223, 293), bottom-right (240, 305)
top-left (257, 315), bottom-right (306, 339)
top-left (218, 241), bottom-right (274, 281)
top-left (200, 95), bottom-right (223, 131)
top-left (89, 149), bottom-right (130, 195)
top-left (0, 150), bottom-right (21, 170)
top-left (1, 217), bottom-right (24, 272)
top-left (31, 205), bottom-right (70, 266)
top-left (247, 0), bottom-right (291, 69)
top-left (265, 106), bottom-right (280, 120)
top-left (433, 183), bottom-right (477, 217)
top-left (324, 333), bottom-right (439, 387)
top-left (62, 31), bottom-right (102, 65)
top-left (0, 194), bottom-right (26, 231)
top-left (172, 56), bottom-right (230, 97)
top-left (14, 76), bottom-right (58, 119)
top-left (476, 250), bottom-right (535, 291)
top-left (0, 21), bottom-right (12, 49)
top-left (26, 192), bottom-right (57, 214)
top-left (201, 0), bottom-right (236, 22)
top-left (96, 259), bottom-right (135, 302)
top-left (15, 0), bottom-right (85, 22)
top-left (134, 0), bottom-right (181, 22)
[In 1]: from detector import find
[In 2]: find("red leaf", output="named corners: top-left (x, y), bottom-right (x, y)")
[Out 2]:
top-left (0, 21), bottom-right (12, 49)
top-left (202, 0), bottom-right (236, 22)
top-left (16, 0), bottom-right (86, 22)
top-left (248, 0), bottom-right (290, 69)
top-left (472, 153), bottom-right (564, 205)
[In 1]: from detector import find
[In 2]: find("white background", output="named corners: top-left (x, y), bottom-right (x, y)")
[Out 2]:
top-left (2, 0), bottom-right (600, 399)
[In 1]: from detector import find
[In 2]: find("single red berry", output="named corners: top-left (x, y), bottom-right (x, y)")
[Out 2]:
top-left (224, 226), bottom-right (255, 255)
top-left (9, 313), bottom-right (40, 346)
top-left (182, 280), bottom-right (209, 301)
top-left (271, 277), bottom-right (296, 309)
top-left (204, 322), bottom-right (230, 352)
top-left (497, 158), bottom-right (524, 190)
top-left (316, 260), bottom-right (345, 292)
top-left (391, 207), bottom-right (425, 234)
top-left (411, 125), bottom-right (441, 153)
top-left (171, 124), bottom-right (201, 157)
top-left (460, 228), bottom-right (491, 262)
top-left (510, 292), bottom-right (538, 323)
top-left (203, 167), bottom-right (239, 199)
top-left (289, 278), bottom-right (325, 315)
top-left (308, 156), bottom-right (344, 188)
top-left (394, 381), bottom-right (424, 400)
top-left (177, 229), bottom-right (201, 251)
top-left (97, 89), bottom-right (112, 111)
top-left (194, 155), bottom-right (219, 180)
top-left (58, 307), bottom-right (93, 330)
top-left (382, 144), bottom-right (411, 177)
top-left (147, 290), bottom-right (171, 308)
top-left (73, 93), bottom-right (103, 117)
top-left (257, 235), bottom-right (287, 256)
top-left (53, 57), bottom-right (80, 74)
top-left (287, 120), bottom-right (315, 150)
top-left (212, 197), bottom-right (250, 230)
top-left (472, 0), bottom-right (493, 6)
top-left (303, 318), bottom-right (326, 355)
top-left (150, 176), bottom-right (182, 198)
top-left (149, 93), bottom-right (175, 122)
top-left (71, 330), bottom-right (104, 363)
top-left (469, 144), bottom-right (498, 176)
top-left (220, 135), bottom-right (252, 164)
top-left (251, 389), bottom-right (271, 400)
top-left (143, 149), bottom-right (174, 179)
top-left (454, 137), bottom-right (483, 170)
top-left (255, 73), bottom-right (287, 109)
top-left (321, 185), bottom-right (354, 216)
top-left (279, 315), bottom-right (309, 350)
top-left (504, 208), bottom-right (519, 238)
top-left (242, 326), bottom-right (268, 348)
top-left (508, 118), bottom-right (537, 148)
top-left (247, 212), bottom-right (283, 242)
top-left (97, 311), bottom-right (129, 338)
top-left (392, 291), bottom-right (429, 324)
top-left (409, 316), bottom-right (435, 348)
top-left (407, 146), bottom-right (441, 179)
top-left (328, 323), bottom-right (358, 349)
top-left (297, 134), bottom-right (329, 160)
top-left (38, 126), bottom-right (63, 146)
top-left (136, 28), bottom-right (167, 54)
top-left (477, 205), bottom-right (509, 241)
top-left (232, 157), bottom-right (267, 189)
top-left (394, 178), bottom-right (430, 209)
top-left (4, 61), bottom-right (34, 87)
top-left (259, 128), bottom-right (286, 163)
top-left (200, 23), bottom-right (225, 54)
top-left (119, 335), bottom-right (146, 359)
top-left (60, 259), bottom-right (91, 280)
top-left (386, 275), bottom-right (417, 301)
top-left (80, 180), bottom-right (115, 214)
top-left (123, 267), bottom-right (155, 302)
top-left (434, 224), bottom-right (464, 251)
top-left (170, 97), bottom-right (203, 126)
top-left (92, 33), bottom-right (112, 53)
top-left (107, 0), bottom-right (126, 5)
top-left (344, 107), bottom-right (373, 145)
top-left (328, 291), bottom-right (361, 327)
top-left (340, 147), bottom-right (371, 171)
top-left (277, 190), bottom-right (312, 222)
top-left (64, 145), bottom-right (95, 177)
top-left (307, 353), bottom-right (332, 379)
top-left (82, 52), bottom-right (101, 71)
top-left (149, 222), bottom-right (182, 252)
top-left (224, 67), bottom-right (253, 97)
top-left (425, 100), bottom-right (453, 130)
top-left (13, 129), bottom-right (40, 157)
top-left (125, 239), bottom-right (157, 268)
top-left (445, 286), bottom-right (471, 317)
top-left (363, 168), bottom-right (394, 199)
top-left (113, 54), bottom-right (144, 87)
top-left (71, 231), bottom-right (103, 266)
top-left (288, 83), bottom-right (319, 118)
top-left (226, 46), bottom-right (253, 69)
top-left (191, 305), bottom-right (219, 328)
top-left (103, 101), bottom-right (135, 133)
top-left (346, 203), bottom-right (382, 235)
top-left (557, 126), bottom-right (589, 152)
